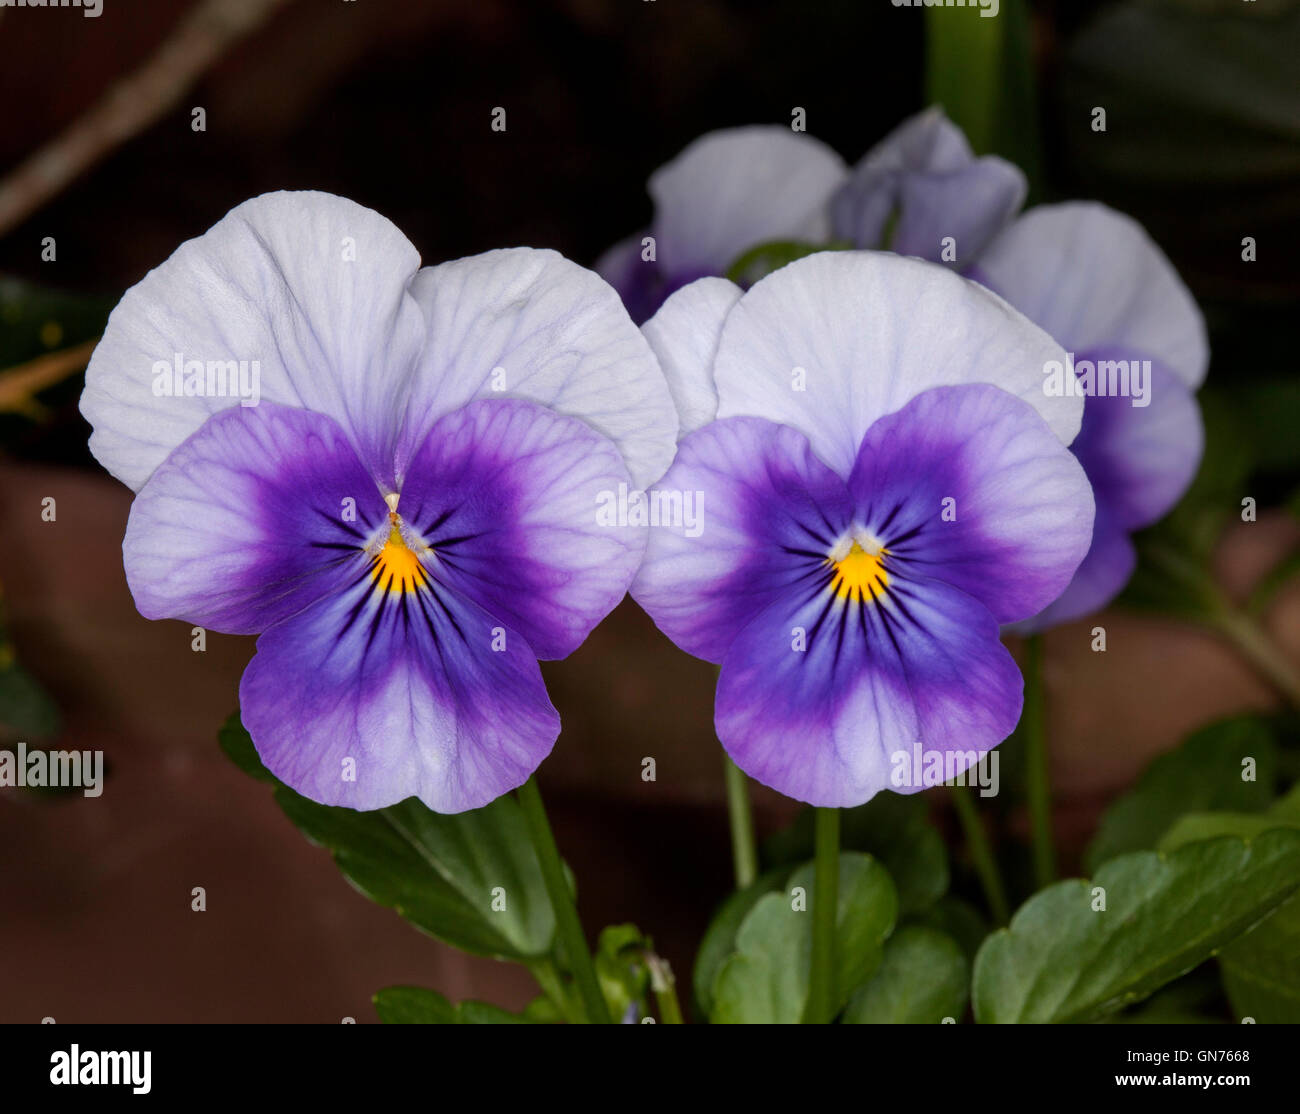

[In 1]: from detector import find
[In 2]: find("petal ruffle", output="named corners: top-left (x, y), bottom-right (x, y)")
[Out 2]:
top-left (847, 384), bottom-right (1095, 623)
top-left (240, 569), bottom-right (558, 812)
top-left (712, 251), bottom-right (1079, 478)
top-left (123, 402), bottom-right (384, 635)
top-left (641, 277), bottom-right (742, 437)
top-left (716, 570), bottom-right (1022, 807)
top-left (82, 191), bottom-right (427, 491)
top-left (396, 398), bottom-right (644, 660)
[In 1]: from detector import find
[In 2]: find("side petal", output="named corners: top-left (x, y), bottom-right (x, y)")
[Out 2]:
top-left (649, 126), bottom-right (848, 280)
top-left (240, 571), bottom-right (558, 813)
top-left (848, 384), bottom-right (1095, 624)
top-left (123, 402), bottom-right (385, 635)
top-left (716, 573), bottom-right (1023, 808)
top-left (631, 417), bottom-right (851, 664)
top-left (594, 230), bottom-right (665, 325)
top-left (1013, 506), bottom-right (1137, 633)
top-left (713, 251), bottom-right (1078, 478)
top-left (396, 399), bottom-right (644, 661)
top-left (641, 277), bottom-right (742, 437)
top-left (1070, 354), bottom-right (1203, 531)
top-left (81, 191), bottom-right (427, 491)
top-left (405, 248), bottom-right (678, 489)
top-left (970, 202), bottom-right (1209, 390)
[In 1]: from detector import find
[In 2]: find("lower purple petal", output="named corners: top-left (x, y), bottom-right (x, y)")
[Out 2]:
top-left (716, 572), bottom-right (1022, 808)
top-left (240, 565), bottom-right (558, 813)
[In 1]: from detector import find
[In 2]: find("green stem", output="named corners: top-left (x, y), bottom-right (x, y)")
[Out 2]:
top-left (723, 754), bottom-right (759, 890)
top-left (1209, 606), bottom-right (1300, 712)
top-left (1022, 633), bottom-right (1055, 889)
top-left (516, 776), bottom-right (610, 1024)
top-left (805, 807), bottom-right (840, 1024)
top-left (949, 785), bottom-right (1010, 925)
top-left (646, 954), bottom-right (684, 1024)
top-left (526, 957), bottom-right (580, 1024)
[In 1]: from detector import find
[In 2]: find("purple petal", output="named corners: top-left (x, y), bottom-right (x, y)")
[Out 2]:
top-left (1069, 352), bottom-right (1203, 531)
top-left (123, 403), bottom-right (383, 634)
top-left (970, 202), bottom-right (1208, 390)
top-left (396, 399), bottom-right (644, 661)
top-left (240, 568), bottom-right (558, 813)
top-left (832, 108), bottom-right (1025, 263)
top-left (594, 231), bottom-right (666, 325)
top-left (847, 384), bottom-right (1095, 624)
top-left (716, 571), bottom-right (1023, 808)
top-left (1014, 506), bottom-right (1136, 632)
top-left (632, 417), bottom-right (851, 664)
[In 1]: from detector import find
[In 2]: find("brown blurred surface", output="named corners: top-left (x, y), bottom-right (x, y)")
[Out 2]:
top-left (1, 463), bottom-right (1297, 1021)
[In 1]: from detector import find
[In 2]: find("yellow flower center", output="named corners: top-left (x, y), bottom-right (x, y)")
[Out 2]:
top-left (828, 540), bottom-right (890, 602)
top-left (371, 514), bottom-right (426, 595)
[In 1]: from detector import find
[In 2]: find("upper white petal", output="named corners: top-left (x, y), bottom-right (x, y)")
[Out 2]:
top-left (649, 126), bottom-right (848, 279)
top-left (80, 191), bottom-right (427, 492)
top-left (712, 250), bottom-right (1078, 477)
top-left (405, 248), bottom-right (678, 488)
top-left (974, 202), bottom-right (1208, 389)
top-left (641, 277), bottom-right (742, 437)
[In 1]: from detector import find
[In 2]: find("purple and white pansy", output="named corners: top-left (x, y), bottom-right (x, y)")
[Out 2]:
top-left (606, 109), bottom-right (1207, 633)
top-left (632, 252), bottom-right (1096, 807)
top-left (81, 191), bottom-right (678, 814)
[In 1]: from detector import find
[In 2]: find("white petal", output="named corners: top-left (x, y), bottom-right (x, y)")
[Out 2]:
top-left (649, 126), bottom-right (848, 279)
top-left (973, 202), bottom-right (1208, 389)
top-left (405, 248), bottom-right (678, 488)
top-left (712, 250), bottom-right (1078, 477)
top-left (80, 191), bottom-right (427, 492)
top-left (641, 277), bottom-right (742, 436)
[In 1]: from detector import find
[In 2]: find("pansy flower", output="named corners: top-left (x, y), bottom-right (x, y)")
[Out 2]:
top-left (967, 202), bottom-right (1207, 628)
top-left (81, 191), bottom-right (677, 813)
top-left (830, 105), bottom-right (1026, 265)
top-left (632, 252), bottom-right (1095, 806)
top-left (596, 126), bottom-right (847, 323)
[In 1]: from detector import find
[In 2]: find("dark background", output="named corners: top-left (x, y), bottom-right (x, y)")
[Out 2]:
top-left (0, 0), bottom-right (1297, 1021)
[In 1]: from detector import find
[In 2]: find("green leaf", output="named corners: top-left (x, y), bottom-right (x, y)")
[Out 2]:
top-left (724, 240), bottom-right (848, 287)
top-left (842, 925), bottom-right (968, 1024)
top-left (1156, 785), bottom-right (1300, 1023)
top-left (972, 831), bottom-right (1300, 1023)
top-left (373, 986), bottom-right (532, 1024)
top-left (1159, 782), bottom-right (1300, 853)
top-left (1085, 716), bottom-right (1278, 871)
top-left (692, 867), bottom-right (789, 1019)
top-left (763, 790), bottom-right (949, 915)
top-left (911, 895), bottom-right (991, 963)
top-left (220, 712), bottom-right (555, 960)
top-left (711, 853), bottom-right (898, 1024)
top-left (373, 986), bottom-right (457, 1024)
top-left (0, 659), bottom-right (60, 740)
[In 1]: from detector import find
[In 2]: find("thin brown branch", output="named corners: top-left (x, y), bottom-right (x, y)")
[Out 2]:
top-left (0, 0), bottom-right (293, 239)
top-left (0, 338), bottom-right (100, 415)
